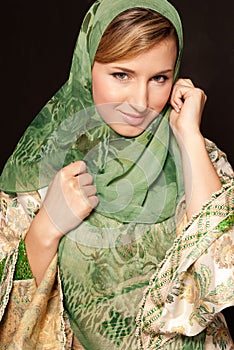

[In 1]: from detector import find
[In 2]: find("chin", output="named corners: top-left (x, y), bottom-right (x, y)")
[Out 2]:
top-left (109, 123), bottom-right (146, 137)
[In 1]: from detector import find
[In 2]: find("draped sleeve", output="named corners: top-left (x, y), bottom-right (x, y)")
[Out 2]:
top-left (0, 191), bottom-right (73, 349)
top-left (136, 140), bottom-right (234, 349)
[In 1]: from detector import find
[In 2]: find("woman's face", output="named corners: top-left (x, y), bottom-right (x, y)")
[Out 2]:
top-left (92, 36), bottom-right (177, 137)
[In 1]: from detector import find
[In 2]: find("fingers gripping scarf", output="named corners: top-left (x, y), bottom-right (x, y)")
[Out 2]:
top-left (0, 0), bottom-right (183, 225)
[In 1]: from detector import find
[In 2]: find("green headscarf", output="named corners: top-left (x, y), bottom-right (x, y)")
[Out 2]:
top-left (0, 0), bottom-right (183, 225)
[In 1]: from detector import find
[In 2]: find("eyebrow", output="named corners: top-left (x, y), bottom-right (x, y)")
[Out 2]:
top-left (111, 66), bottom-right (173, 75)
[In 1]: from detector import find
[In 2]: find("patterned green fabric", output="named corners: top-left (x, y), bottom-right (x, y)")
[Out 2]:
top-left (14, 238), bottom-right (34, 280)
top-left (56, 1), bottom-right (183, 349)
top-left (0, 238), bottom-right (33, 283)
top-left (59, 216), bottom-right (178, 349)
top-left (0, 0), bottom-right (183, 224)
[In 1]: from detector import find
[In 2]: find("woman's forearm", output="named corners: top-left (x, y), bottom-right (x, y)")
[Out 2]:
top-left (169, 79), bottom-right (222, 220)
top-left (25, 206), bottom-right (61, 286)
top-left (179, 132), bottom-right (222, 220)
top-left (24, 160), bottom-right (98, 286)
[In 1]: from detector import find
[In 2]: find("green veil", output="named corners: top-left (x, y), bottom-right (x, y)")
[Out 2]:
top-left (0, 0), bottom-right (183, 225)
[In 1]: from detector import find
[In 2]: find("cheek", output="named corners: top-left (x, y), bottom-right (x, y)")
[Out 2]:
top-left (150, 84), bottom-right (173, 109)
top-left (92, 76), bottom-right (121, 105)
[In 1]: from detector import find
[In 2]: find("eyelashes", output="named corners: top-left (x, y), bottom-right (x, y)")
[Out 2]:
top-left (112, 72), bottom-right (128, 80)
top-left (151, 75), bottom-right (169, 83)
top-left (111, 72), bottom-right (169, 84)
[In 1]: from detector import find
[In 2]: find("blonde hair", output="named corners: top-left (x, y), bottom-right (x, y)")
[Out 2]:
top-left (94, 8), bottom-right (178, 63)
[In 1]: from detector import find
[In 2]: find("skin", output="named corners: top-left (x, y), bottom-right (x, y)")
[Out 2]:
top-left (25, 36), bottom-right (222, 286)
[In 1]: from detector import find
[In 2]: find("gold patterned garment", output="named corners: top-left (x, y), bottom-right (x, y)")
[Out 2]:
top-left (0, 140), bottom-right (233, 350)
top-left (0, 191), bottom-right (73, 349)
top-left (136, 183), bottom-right (234, 349)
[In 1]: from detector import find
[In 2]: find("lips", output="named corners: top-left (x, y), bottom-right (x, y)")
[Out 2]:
top-left (120, 111), bottom-right (146, 126)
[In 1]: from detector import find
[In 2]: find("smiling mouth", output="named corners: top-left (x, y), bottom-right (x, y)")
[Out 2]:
top-left (120, 111), bottom-right (147, 126)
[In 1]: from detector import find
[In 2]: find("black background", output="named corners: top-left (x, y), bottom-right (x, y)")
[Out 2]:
top-left (1, 0), bottom-right (234, 171)
top-left (1, 0), bottom-right (233, 337)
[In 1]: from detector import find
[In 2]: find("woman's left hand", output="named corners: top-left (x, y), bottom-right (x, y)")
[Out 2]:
top-left (169, 78), bottom-right (207, 142)
top-left (169, 78), bottom-right (222, 220)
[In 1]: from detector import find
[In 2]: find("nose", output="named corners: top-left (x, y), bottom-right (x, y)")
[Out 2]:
top-left (128, 82), bottom-right (148, 113)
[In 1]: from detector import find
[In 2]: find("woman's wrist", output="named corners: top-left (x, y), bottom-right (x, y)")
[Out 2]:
top-left (174, 129), bottom-right (205, 155)
top-left (27, 206), bottom-right (63, 248)
top-left (178, 131), bottom-right (222, 219)
top-left (25, 206), bottom-right (63, 286)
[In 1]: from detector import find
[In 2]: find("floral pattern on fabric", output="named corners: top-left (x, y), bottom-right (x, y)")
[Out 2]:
top-left (206, 139), bottom-right (234, 184)
top-left (0, 192), bottom-right (72, 349)
top-left (212, 235), bottom-right (234, 269)
top-left (136, 182), bottom-right (234, 349)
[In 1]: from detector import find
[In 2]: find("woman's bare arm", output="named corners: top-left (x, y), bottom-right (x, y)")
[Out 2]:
top-left (170, 79), bottom-right (222, 220)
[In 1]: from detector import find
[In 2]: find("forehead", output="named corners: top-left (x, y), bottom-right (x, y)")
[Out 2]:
top-left (108, 37), bottom-right (177, 69)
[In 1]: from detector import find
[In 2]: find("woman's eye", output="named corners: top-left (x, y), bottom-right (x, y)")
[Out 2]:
top-left (112, 72), bottom-right (128, 80)
top-left (151, 75), bottom-right (168, 83)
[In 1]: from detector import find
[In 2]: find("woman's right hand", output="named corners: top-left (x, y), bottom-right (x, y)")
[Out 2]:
top-left (25, 160), bottom-right (98, 285)
top-left (41, 160), bottom-right (98, 237)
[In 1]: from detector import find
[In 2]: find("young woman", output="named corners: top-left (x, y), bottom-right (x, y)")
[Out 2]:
top-left (0, 0), bottom-right (233, 349)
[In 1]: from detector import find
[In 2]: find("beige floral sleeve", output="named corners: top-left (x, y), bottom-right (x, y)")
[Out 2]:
top-left (0, 191), bottom-right (73, 349)
top-left (137, 141), bottom-right (234, 350)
